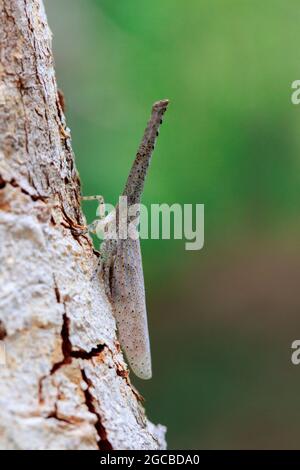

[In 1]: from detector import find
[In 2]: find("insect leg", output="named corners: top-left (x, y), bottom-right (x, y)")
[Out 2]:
top-left (81, 195), bottom-right (105, 219)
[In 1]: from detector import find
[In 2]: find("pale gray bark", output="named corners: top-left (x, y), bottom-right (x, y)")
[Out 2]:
top-left (0, 0), bottom-right (166, 450)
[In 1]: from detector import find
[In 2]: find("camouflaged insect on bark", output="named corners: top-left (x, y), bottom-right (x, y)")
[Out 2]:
top-left (99, 100), bottom-right (169, 379)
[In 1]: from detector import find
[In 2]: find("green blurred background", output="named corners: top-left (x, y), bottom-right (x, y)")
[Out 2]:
top-left (45, 0), bottom-right (300, 449)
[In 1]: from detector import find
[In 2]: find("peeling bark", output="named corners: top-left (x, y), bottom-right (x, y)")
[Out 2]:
top-left (0, 0), bottom-right (166, 450)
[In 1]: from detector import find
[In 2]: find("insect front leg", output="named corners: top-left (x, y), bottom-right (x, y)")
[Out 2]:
top-left (81, 195), bottom-right (105, 219)
top-left (82, 194), bottom-right (114, 238)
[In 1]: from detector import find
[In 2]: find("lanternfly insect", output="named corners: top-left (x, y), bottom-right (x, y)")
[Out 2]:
top-left (82, 99), bottom-right (169, 379)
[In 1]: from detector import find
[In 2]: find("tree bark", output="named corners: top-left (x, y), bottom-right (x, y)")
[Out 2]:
top-left (0, 0), bottom-right (166, 450)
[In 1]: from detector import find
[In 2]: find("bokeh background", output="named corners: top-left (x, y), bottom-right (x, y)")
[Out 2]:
top-left (45, 0), bottom-right (300, 449)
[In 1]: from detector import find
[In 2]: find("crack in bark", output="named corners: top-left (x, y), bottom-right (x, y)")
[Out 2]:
top-left (49, 281), bottom-right (106, 374)
top-left (0, 173), bottom-right (48, 201)
top-left (50, 310), bottom-right (106, 375)
top-left (50, 311), bottom-right (72, 374)
top-left (3, 1), bottom-right (17, 29)
top-left (81, 369), bottom-right (113, 451)
top-left (38, 282), bottom-right (110, 449)
top-left (0, 320), bottom-right (7, 340)
top-left (0, 177), bottom-right (6, 190)
top-left (18, 78), bottom-right (29, 155)
top-left (57, 193), bottom-right (87, 245)
top-left (46, 402), bottom-right (72, 425)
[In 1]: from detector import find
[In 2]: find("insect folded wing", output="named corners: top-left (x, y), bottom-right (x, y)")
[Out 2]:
top-left (111, 238), bottom-right (152, 380)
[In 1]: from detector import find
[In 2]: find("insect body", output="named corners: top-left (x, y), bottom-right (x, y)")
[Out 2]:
top-left (83, 100), bottom-right (169, 379)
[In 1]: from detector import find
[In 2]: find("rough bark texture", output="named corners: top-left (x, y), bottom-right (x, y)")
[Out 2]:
top-left (0, 0), bottom-right (166, 450)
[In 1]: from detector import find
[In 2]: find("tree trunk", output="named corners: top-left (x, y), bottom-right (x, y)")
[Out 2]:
top-left (0, 0), bottom-right (166, 450)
